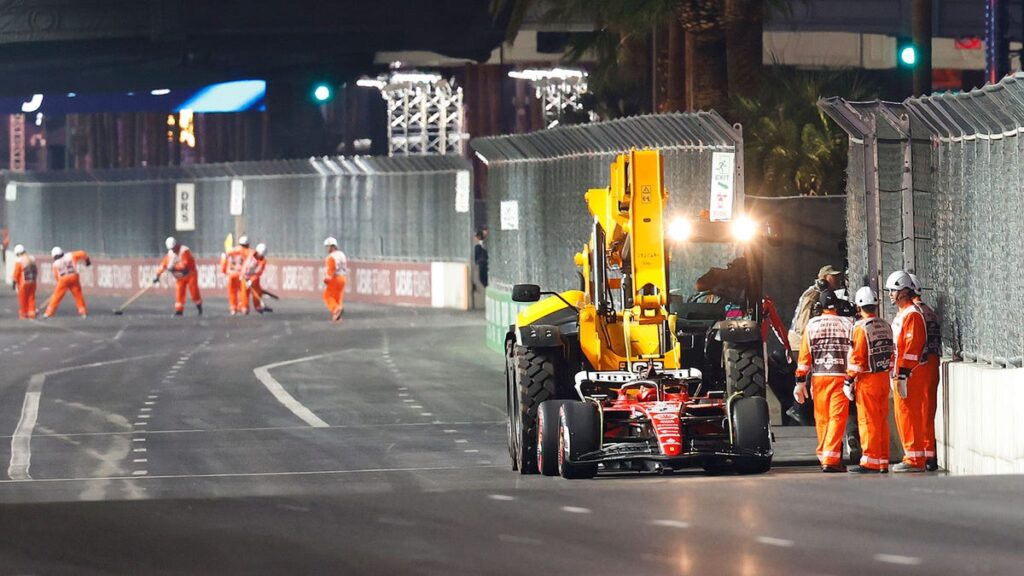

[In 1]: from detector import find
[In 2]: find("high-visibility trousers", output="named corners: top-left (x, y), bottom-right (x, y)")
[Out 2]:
top-left (812, 375), bottom-right (849, 467)
top-left (894, 367), bottom-right (930, 468)
top-left (855, 371), bottom-right (890, 471)
top-left (920, 357), bottom-right (941, 461)
top-left (226, 275), bottom-right (244, 313)
top-left (17, 282), bottom-right (37, 319)
top-left (323, 276), bottom-right (346, 315)
top-left (46, 274), bottom-right (87, 316)
top-left (174, 274), bottom-right (202, 312)
top-left (243, 278), bottom-right (264, 311)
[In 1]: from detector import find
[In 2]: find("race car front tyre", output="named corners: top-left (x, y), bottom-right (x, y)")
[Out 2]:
top-left (537, 400), bottom-right (571, 476)
top-left (724, 342), bottom-right (766, 398)
top-left (731, 396), bottom-right (772, 474)
top-left (558, 402), bottom-right (599, 479)
top-left (512, 346), bottom-right (559, 475)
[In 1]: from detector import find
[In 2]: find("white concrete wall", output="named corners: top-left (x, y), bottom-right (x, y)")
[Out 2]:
top-left (938, 361), bottom-right (1024, 475)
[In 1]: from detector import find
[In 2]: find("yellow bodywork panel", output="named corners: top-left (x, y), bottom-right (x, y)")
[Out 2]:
top-left (516, 290), bottom-right (585, 328)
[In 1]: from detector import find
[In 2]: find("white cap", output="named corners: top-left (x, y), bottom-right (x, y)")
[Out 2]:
top-left (323, 236), bottom-right (338, 247)
top-left (884, 270), bottom-right (914, 292)
top-left (908, 273), bottom-right (922, 295)
top-left (854, 286), bottom-right (878, 307)
top-left (165, 236), bottom-right (177, 250)
top-left (13, 244), bottom-right (25, 255)
top-left (51, 246), bottom-right (64, 258)
top-left (255, 243), bottom-right (267, 256)
top-left (238, 235), bottom-right (250, 247)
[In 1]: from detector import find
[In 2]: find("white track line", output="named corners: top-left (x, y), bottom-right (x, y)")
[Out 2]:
top-left (7, 353), bottom-right (161, 481)
top-left (253, 354), bottom-right (334, 428)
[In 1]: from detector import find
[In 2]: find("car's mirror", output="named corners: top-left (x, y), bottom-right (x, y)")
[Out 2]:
top-left (511, 283), bottom-right (541, 302)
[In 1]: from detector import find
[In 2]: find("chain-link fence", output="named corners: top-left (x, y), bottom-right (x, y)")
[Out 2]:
top-left (2, 155), bottom-right (472, 262)
top-left (820, 71), bottom-right (1024, 367)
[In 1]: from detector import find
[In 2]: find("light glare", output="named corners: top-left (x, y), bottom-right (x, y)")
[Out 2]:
top-left (668, 217), bottom-right (693, 242)
top-left (731, 216), bottom-right (758, 242)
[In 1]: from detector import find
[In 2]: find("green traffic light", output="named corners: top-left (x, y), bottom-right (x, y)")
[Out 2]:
top-left (312, 83), bottom-right (333, 103)
top-left (900, 45), bottom-right (917, 66)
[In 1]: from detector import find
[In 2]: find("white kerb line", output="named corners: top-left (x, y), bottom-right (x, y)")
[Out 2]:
top-left (8, 353), bottom-right (162, 481)
top-left (253, 353), bottom-right (335, 428)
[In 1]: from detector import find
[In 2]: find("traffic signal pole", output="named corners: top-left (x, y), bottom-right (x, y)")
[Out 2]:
top-left (911, 0), bottom-right (932, 96)
top-left (985, 0), bottom-right (1010, 85)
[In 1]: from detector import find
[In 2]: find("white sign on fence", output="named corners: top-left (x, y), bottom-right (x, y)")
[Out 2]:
top-left (455, 170), bottom-right (470, 213)
top-left (500, 200), bottom-right (519, 230)
top-left (230, 179), bottom-right (245, 216)
top-left (709, 151), bottom-right (735, 222)
top-left (4, 182), bottom-right (15, 201)
top-left (175, 183), bottom-right (196, 231)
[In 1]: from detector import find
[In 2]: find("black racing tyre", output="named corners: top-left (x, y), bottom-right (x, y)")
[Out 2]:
top-left (731, 396), bottom-right (772, 474)
top-left (537, 400), bottom-right (571, 476)
top-left (511, 346), bottom-right (559, 475)
top-left (504, 339), bottom-right (518, 470)
top-left (724, 342), bottom-right (766, 398)
top-left (557, 402), bottom-right (600, 480)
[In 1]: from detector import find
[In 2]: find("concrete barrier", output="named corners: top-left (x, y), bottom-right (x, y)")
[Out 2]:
top-left (938, 361), bottom-right (1024, 475)
top-left (22, 255), bottom-right (470, 310)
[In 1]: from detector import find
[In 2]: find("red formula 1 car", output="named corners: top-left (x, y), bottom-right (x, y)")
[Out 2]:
top-left (535, 367), bottom-right (773, 479)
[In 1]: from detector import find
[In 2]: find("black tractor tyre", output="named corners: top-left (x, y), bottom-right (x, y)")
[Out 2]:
top-left (558, 402), bottom-right (600, 480)
top-left (504, 339), bottom-right (518, 470)
top-left (731, 396), bottom-right (772, 474)
top-left (724, 342), bottom-right (766, 399)
top-left (537, 400), bottom-right (571, 476)
top-left (511, 346), bottom-right (560, 475)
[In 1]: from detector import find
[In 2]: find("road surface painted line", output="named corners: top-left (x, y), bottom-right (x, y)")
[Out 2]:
top-left (402, 399), bottom-right (415, 403)
top-left (464, 449), bottom-right (479, 453)
top-left (874, 554), bottom-right (922, 566)
top-left (133, 448), bottom-right (146, 453)
top-left (137, 414), bottom-right (151, 419)
top-left (144, 401), bottom-right (155, 406)
top-left (489, 494), bottom-right (515, 501)
top-left (410, 405), bottom-right (422, 409)
top-left (7, 353), bottom-right (160, 481)
top-left (132, 438), bottom-right (146, 442)
top-left (113, 326), bottom-right (127, 341)
top-left (455, 439), bottom-right (468, 443)
top-left (756, 536), bottom-right (794, 547)
top-left (132, 470), bottom-right (147, 476)
top-left (443, 429), bottom-right (458, 433)
top-left (0, 464), bottom-right (502, 483)
top-left (140, 408), bottom-right (152, 412)
top-left (651, 519), bottom-right (690, 529)
top-left (420, 413), bottom-right (433, 417)
top-left (253, 353), bottom-right (335, 428)
top-left (0, 421), bottom-right (503, 440)
top-left (398, 387), bottom-right (408, 391)
top-left (398, 393), bottom-right (409, 397)
top-left (133, 458), bottom-right (148, 463)
top-left (561, 506), bottom-right (591, 514)
top-left (133, 422), bottom-right (148, 426)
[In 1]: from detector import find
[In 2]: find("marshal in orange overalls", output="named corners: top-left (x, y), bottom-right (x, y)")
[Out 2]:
top-left (242, 252), bottom-right (267, 313)
top-left (12, 252), bottom-right (39, 319)
top-left (914, 297), bottom-right (942, 464)
top-left (45, 250), bottom-right (90, 317)
top-left (796, 310), bottom-right (854, 467)
top-left (221, 245), bottom-right (250, 314)
top-left (847, 314), bottom-right (894, 471)
top-left (892, 301), bottom-right (929, 468)
top-left (323, 249), bottom-right (347, 321)
top-left (159, 245), bottom-right (202, 314)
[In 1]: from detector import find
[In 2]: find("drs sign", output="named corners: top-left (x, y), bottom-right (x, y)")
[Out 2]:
top-left (176, 183), bottom-right (196, 231)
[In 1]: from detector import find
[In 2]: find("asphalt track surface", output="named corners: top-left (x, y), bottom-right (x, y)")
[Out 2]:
top-left (0, 294), bottom-right (1022, 575)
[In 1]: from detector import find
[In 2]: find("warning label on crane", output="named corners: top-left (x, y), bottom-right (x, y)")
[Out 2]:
top-left (709, 152), bottom-right (735, 222)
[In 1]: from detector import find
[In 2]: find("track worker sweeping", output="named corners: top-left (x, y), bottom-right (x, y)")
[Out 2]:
top-left (886, 270), bottom-right (929, 473)
top-left (844, 287), bottom-right (894, 474)
top-left (909, 273), bottom-right (942, 471)
top-left (242, 243), bottom-right (271, 314)
top-left (794, 290), bottom-right (854, 473)
top-left (155, 236), bottom-right (202, 316)
top-left (322, 237), bottom-right (347, 322)
top-left (44, 246), bottom-right (91, 318)
top-left (11, 244), bottom-right (38, 319)
top-left (221, 235), bottom-right (251, 315)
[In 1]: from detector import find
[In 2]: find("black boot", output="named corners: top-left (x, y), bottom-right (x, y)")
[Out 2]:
top-left (174, 310), bottom-right (183, 317)
top-left (196, 303), bottom-right (203, 316)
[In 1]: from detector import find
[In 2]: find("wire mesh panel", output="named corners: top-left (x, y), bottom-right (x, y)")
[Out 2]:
top-left (825, 72), bottom-right (1024, 367)
top-left (472, 112), bottom-right (745, 302)
top-left (1, 156), bottom-right (472, 263)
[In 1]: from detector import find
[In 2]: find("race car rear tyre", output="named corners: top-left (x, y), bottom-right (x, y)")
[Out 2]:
top-left (724, 342), bottom-right (766, 399)
top-left (511, 346), bottom-right (559, 475)
top-left (731, 396), bottom-right (772, 474)
top-left (558, 402), bottom-right (599, 480)
top-left (537, 400), bottom-right (571, 476)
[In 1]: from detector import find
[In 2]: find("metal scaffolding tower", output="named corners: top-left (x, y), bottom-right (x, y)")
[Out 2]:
top-left (508, 68), bottom-right (589, 129)
top-left (359, 72), bottom-right (465, 156)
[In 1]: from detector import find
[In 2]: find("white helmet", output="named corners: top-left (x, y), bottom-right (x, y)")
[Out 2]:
top-left (165, 236), bottom-right (177, 250)
top-left (908, 273), bottom-right (922, 295)
top-left (13, 244), bottom-right (25, 255)
top-left (255, 243), bottom-right (267, 256)
top-left (884, 270), bottom-right (914, 292)
top-left (854, 286), bottom-right (878, 307)
top-left (51, 246), bottom-right (64, 258)
top-left (238, 235), bottom-right (250, 247)
top-left (323, 237), bottom-right (338, 248)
